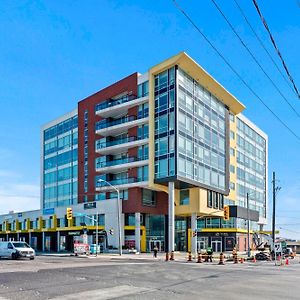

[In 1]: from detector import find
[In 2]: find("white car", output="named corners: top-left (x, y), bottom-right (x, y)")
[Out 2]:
top-left (0, 241), bottom-right (35, 260)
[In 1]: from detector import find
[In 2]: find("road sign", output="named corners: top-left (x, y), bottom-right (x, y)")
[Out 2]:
top-left (274, 242), bottom-right (282, 252)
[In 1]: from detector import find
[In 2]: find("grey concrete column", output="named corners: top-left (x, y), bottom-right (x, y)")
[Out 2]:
top-left (191, 213), bottom-right (197, 255)
top-left (6, 234), bottom-right (8, 241)
top-left (135, 212), bottom-right (141, 253)
top-left (42, 231), bottom-right (45, 252)
top-left (57, 231), bottom-right (60, 252)
top-left (28, 232), bottom-right (31, 245)
top-left (168, 182), bottom-right (175, 252)
top-left (17, 233), bottom-right (20, 241)
top-left (121, 213), bottom-right (125, 246)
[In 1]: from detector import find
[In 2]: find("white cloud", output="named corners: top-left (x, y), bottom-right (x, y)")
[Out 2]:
top-left (0, 182), bottom-right (40, 214)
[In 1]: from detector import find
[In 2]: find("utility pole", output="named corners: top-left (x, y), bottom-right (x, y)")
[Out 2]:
top-left (247, 192), bottom-right (250, 258)
top-left (272, 172), bottom-right (276, 246)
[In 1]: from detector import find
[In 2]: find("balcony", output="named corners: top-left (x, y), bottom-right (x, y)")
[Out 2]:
top-left (95, 136), bottom-right (149, 155)
top-left (95, 177), bottom-right (148, 191)
top-left (95, 95), bottom-right (148, 118)
top-left (95, 115), bottom-right (148, 137)
top-left (95, 156), bottom-right (148, 173)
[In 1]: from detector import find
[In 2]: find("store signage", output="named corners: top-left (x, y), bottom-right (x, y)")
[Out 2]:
top-left (43, 208), bottom-right (55, 215)
top-left (17, 213), bottom-right (23, 218)
top-left (68, 231), bottom-right (81, 236)
top-left (84, 202), bottom-right (96, 209)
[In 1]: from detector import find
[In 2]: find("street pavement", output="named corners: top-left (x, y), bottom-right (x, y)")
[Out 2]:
top-left (0, 254), bottom-right (300, 299)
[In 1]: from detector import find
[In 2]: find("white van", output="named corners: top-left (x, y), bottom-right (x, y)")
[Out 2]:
top-left (0, 241), bottom-right (35, 260)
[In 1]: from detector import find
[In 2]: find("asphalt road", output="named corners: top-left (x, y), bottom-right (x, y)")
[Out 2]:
top-left (0, 255), bottom-right (300, 299)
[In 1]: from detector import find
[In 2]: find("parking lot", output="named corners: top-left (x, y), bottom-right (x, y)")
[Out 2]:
top-left (0, 254), bottom-right (300, 299)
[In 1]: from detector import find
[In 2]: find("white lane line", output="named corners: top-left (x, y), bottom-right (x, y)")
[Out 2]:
top-left (51, 285), bottom-right (150, 300)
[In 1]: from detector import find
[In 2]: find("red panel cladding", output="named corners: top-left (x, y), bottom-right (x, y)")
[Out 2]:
top-left (77, 73), bottom-right (138, 204)
top-left (122, 188), bottom-right (168, 214)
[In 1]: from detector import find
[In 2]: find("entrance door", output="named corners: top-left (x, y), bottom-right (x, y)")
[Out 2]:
top-left (211, 240), bottom-right (222, 252)
top-left (197, 241), bottom-right (206, 251)
top-left (149, 240), bottom-right (162, 252)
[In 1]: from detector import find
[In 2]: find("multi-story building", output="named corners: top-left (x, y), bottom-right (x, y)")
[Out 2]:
top-left (0, 52), bottom-right (268, 253)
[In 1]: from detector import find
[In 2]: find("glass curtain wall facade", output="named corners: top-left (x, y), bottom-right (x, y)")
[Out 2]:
top-left (43, 114), bottom-right (78, 208)
top-left (154, 67), bottom-right (176, 179)
top-left (154, 66), bottom-right (229, 194)
top-left (236, 116), bottom-right (267, 219)
top-left (177, 68), bottom-right (228, 192)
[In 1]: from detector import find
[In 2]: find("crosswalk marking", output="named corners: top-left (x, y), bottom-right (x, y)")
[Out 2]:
top-left (52, 285), bottom-right (150, 300)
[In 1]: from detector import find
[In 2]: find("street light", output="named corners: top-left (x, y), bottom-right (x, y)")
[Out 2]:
top-left (97, 179), bottom-right (122, 256)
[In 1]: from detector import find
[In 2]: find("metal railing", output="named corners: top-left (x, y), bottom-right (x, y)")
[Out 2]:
top-left (95, 136), bottom-right (138, 150)
top-left (95, 95), bottom-right (137, 112)
top-left (96, 177), bottom-right (138, 187)
top-left (95, 115), bottom-right (137, 131)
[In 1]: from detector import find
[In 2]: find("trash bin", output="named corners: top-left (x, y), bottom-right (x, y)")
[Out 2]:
top-left (90, 244), bottom-right (100, 254)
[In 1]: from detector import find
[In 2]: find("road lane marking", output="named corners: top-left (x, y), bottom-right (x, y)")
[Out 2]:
top-left (51, 285), bottom-right (150, 300)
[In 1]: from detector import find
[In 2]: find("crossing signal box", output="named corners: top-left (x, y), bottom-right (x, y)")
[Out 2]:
top-left (223, 205), bottom-right (230, 221)
top-left (66, 207), bottom-right (73, 220)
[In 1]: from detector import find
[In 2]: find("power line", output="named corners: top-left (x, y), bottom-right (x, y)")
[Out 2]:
top-left (172, 0), bottom-right (300, 142)
top-left (278, 227), bottom-right (300, 234)
top-left (233, 0), bottom-right (298, 98)
top-left (210, 0), bottom-right (300, 119)
top-left (252, 0), bottom-right (300, 99)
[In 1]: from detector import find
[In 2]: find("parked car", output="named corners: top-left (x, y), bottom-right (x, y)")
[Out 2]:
top-left (284, 247), bottom-right (295, 259)
top-left (0, 241), bottom-right (35, 260)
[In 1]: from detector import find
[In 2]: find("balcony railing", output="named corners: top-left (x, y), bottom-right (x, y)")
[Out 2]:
top-left (95, 95), bottom-right (137, 112)
top-left (95, 136), bottom-right (147, 150)
top-left (96, 156), bottom-right (148, 169)
top-left (95, 115), bottom-right (137, 131)
top-left (96, 177), bottom-right (138, 187)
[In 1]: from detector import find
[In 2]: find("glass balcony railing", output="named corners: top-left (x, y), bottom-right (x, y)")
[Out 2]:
top-left (96, 177), bottom-right (138, 187)
top-left (95, 95), bottom-right (137, 112)
top-left (95, 115), bottom-right (137, 131)
top-left (96, 156), bottom-right (148, 169)
top-left (95, 136), bottom-right (147, 150)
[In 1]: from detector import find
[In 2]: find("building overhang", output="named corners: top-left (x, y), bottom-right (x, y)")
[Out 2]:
top-left (150, 52), bottom-right (245, 115)
top-left (229, 205), bottom-right (259, 222)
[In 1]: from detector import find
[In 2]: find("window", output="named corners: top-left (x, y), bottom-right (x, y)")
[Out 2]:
top-left (229, 113), bottom-right (235, 122)
top-left (230, 182), bottom-right (235, 191)
top-left (180, 190), bottom-right (189, 205)
top-left (230, 147), bottom-right (235, 157)
top-left (142, 189), bottom-right (156, 206)
top-left (230, 165), bottom-right (235, 173)
top-left (230, 131), bottom-right (235, 140)
top-left (207, 191), bottom-right (213, 208)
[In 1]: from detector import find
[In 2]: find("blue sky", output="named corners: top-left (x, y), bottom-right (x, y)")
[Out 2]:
top-left (0, 1), bottom-right (299, 239)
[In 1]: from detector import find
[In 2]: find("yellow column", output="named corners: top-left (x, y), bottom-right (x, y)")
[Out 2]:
top-left (38, 216), bottom-right (43, 230)
top-left (141, 227), bottom-right (146, 252)
top-left (52, 215), bottom-right (57, 230)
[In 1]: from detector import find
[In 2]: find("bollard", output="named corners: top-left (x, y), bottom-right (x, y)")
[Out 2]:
top-left (240, 257), bottom-right (244, 263)
top-left (218, 252), bottom-right (225, 265)
top-left (170, 251), bottom-right (174, 261)
top-left (234, 253), bottom-right (238, 264)
top-left (187, 251), bottom-right (192, 262)
top-left (286, 258), bottom-right (289, 265)
top-left (165, 252), bottom-right (169, 261)
top-left (197, 252), bottom-right (202, 263)
top-left (252, 256), bottom-right (257, 263)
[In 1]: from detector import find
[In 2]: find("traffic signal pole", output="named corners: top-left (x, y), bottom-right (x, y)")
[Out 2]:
top-left (247, 193), bottom-right (250, 258)
top-left (272, 172), bottom-right (276, 247)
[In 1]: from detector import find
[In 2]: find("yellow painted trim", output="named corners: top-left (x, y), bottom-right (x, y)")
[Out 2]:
top-left (141, 227), bottom-right (146, 252)
top-left (52, 214), bottom-right (57, 230)
top-left (150, 52), bottom-right (245, 114)
top-left (200, 228), bottom-right (254, 234)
